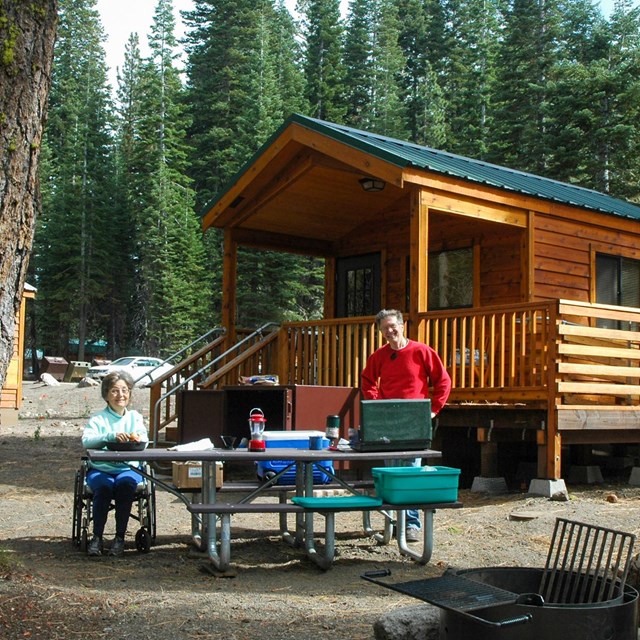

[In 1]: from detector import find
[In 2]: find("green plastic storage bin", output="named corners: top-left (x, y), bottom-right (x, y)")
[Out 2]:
top-left (371, 466), bottom-right (460, 505)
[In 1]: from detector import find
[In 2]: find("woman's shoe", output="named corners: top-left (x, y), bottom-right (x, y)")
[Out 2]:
top-left (87, 535), bottom-right (103, 556)
top-left (108, 535), bottom-right (125, 557)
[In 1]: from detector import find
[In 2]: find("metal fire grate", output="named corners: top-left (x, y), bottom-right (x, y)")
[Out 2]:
top-left (373, 573), bottom-right (519, 612)
top-left (539, 517), bottom-right (636, 604)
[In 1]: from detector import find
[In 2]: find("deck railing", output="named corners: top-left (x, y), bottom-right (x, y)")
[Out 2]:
top-left (418, 301), bottom-right (556, 404)
top-left (281, 316), bottom-right (385, 386)
top-left (150, 299), bottom-right (640, 441)
top-left (280, 300), bottom-right (639, 408)
top-left (554, 300), bottom-right (640, 407)
top-left (199, 325), bottom-right (280, 389)
top-left (148, 331), bottom-right (228, 440)
top-left (281, 303), bottom-right (556, 403)
top-left (147, 325), bottom-right (280, 441)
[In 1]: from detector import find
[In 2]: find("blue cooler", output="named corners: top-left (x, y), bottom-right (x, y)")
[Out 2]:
top-left (256, 431), bottom-right (334, 484)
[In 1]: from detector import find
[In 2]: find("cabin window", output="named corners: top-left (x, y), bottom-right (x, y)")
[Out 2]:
top-left (428, 247), bottom-right (473, 310)
top-left (596, 254), bottom-right (640, 330)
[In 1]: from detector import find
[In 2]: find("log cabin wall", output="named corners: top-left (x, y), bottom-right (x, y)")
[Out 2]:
top-left (335, 198), bottom-right (410, 311)
top-left (479, 229), bottom-right (523, 305)
top-left (532, 211), bottom-right (640, 306)
top-left (0, 305), bottom-right (22, 411)
top-left (428, 211), bottom-right (524, 307)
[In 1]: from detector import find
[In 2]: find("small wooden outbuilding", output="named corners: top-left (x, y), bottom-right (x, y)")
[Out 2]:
top-left (1, 284), bottom-right (35, 425)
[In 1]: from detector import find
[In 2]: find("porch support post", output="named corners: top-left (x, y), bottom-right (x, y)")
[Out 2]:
top-left (524, 211), bottom-right (535, 301)
top-left (276, 325), bottom-right (290, 384)
top-left (479, 440), bottom-right (499, 477)
top-left (540, 301), bottom-right (562, 479)
top-left (222, 229), bottom-right (238, 343)
top-left (324, 256), bottom-right (335, 320)
top-left (538, 416), bottom-right (561, 480)
top-left (408, 188), bottom-right (428, 338)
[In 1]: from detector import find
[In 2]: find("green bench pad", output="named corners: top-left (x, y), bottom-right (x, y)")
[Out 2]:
top-left (291, 495), bottom-right (383, 509)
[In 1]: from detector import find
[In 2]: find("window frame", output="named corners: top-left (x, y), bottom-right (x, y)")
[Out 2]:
top-left (427, 246), bottom-right (474, 311)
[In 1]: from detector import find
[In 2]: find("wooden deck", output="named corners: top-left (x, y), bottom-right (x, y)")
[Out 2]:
top-left (148, 299), bottom-right (640, 480)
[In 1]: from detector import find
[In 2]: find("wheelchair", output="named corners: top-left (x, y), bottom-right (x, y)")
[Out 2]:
top-left (72, 457), bottom-right (157, 553)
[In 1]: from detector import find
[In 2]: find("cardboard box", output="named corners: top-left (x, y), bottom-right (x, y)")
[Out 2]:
top-left (172, 461), bottom-right (223, 490)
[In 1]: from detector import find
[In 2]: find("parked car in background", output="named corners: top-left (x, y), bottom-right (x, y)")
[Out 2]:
top-left (86, 356), bottom-right (172, 386)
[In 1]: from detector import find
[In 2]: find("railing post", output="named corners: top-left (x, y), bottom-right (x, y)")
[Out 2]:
top-left (148, 383), bottom-right (161, 439)
top-left (277, 326), bottom-right (290, 385)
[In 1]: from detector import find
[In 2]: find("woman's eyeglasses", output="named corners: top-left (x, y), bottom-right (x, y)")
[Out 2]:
top-left (109, 387), bottom-right (130, 396)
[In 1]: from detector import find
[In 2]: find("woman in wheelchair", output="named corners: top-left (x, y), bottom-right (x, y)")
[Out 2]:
top-left (81, 371), bottom-right (148, 557)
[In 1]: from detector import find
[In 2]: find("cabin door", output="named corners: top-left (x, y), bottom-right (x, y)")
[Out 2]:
top-left (335, 253), bottom-right (381, 317)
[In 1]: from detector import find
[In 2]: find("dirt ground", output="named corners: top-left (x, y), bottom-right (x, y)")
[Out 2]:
top-left (2, 381), bottom-right (640, 640)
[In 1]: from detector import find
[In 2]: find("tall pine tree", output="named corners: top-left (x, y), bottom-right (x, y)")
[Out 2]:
top-left (368, 0), bottom-right (409, 138)
top-left (297, 0), bottom-right (347, 122)
top-left (396, 0), bottom-right (447, 147)
top-left (116, 0), bottom-right (211, 354)
top-left (36, 0), bottom-right (117, 360)
top-left (441, 0), bottom-right (502, 157)
top-left (594, 1), bottom-right (640, 198)
top-left (488, 0), bottom-right (563, 174)
top-left (343, 0), bottom-right (375, 129)
top-left (185, 0), bottom-right (323, 327)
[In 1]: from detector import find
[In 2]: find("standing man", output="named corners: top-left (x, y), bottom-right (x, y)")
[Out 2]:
top-left (361, 309), bottom-right (451, 542)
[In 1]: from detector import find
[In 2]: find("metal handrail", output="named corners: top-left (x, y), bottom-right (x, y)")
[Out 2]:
top-left (132, 327), bottom-right (226, 386)
top-left (150, 323), bottom-right (279, 446)
top-left (198, 323), bottom-right (280, 388)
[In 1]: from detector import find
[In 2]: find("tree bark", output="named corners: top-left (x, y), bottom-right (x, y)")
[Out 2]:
top-left (0, 2), bottom-right (58, 395)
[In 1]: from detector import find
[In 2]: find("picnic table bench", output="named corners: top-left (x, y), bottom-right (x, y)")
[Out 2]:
top-left (188, 495), bottom-right (462, 570)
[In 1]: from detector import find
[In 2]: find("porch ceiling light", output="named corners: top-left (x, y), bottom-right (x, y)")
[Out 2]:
top-left (359, 177), bottom-right (386, 192)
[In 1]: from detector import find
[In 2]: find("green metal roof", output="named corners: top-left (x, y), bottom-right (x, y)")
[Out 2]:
top-left (291, 113), bottom-right (640, 222)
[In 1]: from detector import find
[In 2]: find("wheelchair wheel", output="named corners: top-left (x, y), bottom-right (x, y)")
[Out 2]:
top-left (140, 464), bottom-right (157, 542)
top-left (135, 527), bottom-right (152, 553)
top-left (80, 528), bottom-right (88, 553)
top-left (148, 477), bottom-right (157, 541)
top-left (72, 468), bottom-right (85, 547)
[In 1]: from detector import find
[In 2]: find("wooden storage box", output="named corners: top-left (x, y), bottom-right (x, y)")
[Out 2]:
top-left (172, 461), bottom-right (223, 489)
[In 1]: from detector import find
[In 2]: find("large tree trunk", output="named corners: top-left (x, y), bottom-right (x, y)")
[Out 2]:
top-left (0, 2), bottom-right (58, 395)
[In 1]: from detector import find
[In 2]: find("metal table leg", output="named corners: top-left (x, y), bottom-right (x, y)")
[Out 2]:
top-left (202, 460), bottom-right (231, 572)
top-left (363, 509), bottom-right (394, 544)
top-left (281, 462), bottom-right (306, 548)
top-left (395, 509), bottom-right (435, 564)
top-left (364, 507), bottom-right (435, 563)
top-left (299, 461), bottom-right (337, 570)
top-left (190, 491), bottom-right (204, 550)
top-left (304, 511), bottom-right (336, 570)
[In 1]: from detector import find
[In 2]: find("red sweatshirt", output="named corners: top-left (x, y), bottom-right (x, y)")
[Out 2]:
top-left (360, 340), bottom-right (452, 414)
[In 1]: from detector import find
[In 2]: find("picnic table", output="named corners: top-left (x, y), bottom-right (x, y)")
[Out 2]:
top-left (86, 447), bottom-right (462, 571)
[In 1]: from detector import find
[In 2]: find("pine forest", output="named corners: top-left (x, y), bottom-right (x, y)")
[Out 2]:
top-left (32, 0), bottom-right (640, 362)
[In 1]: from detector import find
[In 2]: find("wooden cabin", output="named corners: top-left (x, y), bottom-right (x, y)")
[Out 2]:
top-left (151, 114), bottom-right (640, 487)
top-left (1, 284), bottom-right (35, 426)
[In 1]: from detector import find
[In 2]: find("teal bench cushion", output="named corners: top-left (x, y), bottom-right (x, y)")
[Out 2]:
top-left (291, 495), bottom-right (383, 509)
